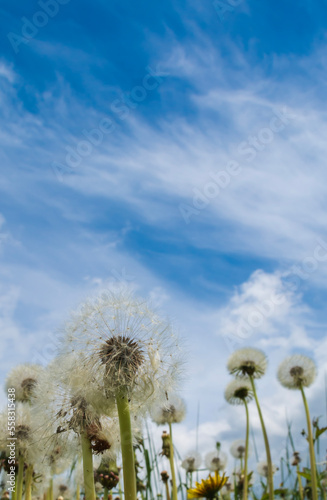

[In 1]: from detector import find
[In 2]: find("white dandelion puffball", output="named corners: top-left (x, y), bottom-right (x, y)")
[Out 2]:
top-left (277, 354), bottom-right (317, 390)
top-left (59, 288), bottom-right (183, 414)
top-left (0, 402), bottom-right (33, 459)
top-left (230, 439), bottom-right (251, 459)
top-left (205, 450), bottom-right (228, 471)
top-left (181, 450), bottom-right (202, 472)
top-left (227, 348), bottom-right (267, 379)
top-left (151, 394), bottom-right (186, 425)
top-left (5, 364), bottom-right (44, 402)
top-left (257, 461), bottom-right (277, 477)
top-left (224, 379), bottom-right (253, 405)
top-left (31, 361), bottom-right (121, 463)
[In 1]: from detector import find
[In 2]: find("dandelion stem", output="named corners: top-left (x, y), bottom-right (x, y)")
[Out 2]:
top-left (116, 388), bottom-right (137, 500)
top-left (296, 465), bottom-right (304, 500)
top-left (168, 422), bottom-right (178, 500)
top-left (16, 455), bottom-right (24, 500)
top-left (49, 478), bottom-right (53, 500)
top-left (249, 377), bottom-right (274, 500)
top-left (300, 385), bottom-right (318, 500)
top-left (81, 432), bottom-right (96, 500)
top-left (103, 487), bottom-right (108, 500)
top-left (243, 400), bottom-right (250, 500)
top-left (12, 476), bottom-right (17, 500)
top-left (25, 465), bottom-right (34, 500)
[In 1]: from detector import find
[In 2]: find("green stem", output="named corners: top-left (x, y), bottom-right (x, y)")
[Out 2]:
top-left (116, 388), bottom-right (137, 500)
top-left (296, 465), bottom-right (303, 500)
top-left (103, 487), bottom-right (108, 500)
top-left (249, 377), bottom-right (274, 500)
top-left (168, 422), bottom-right (178, 500)
top-left (11, 475), bottom-right (17, 500)
top-left (16, 455), bottom-right (25, 500)
top-left (81, 432), bottom-right (96, 500)
top-left (49, 478), bottom-right (53, 500)
top-left (24, 465), bottom-right (33, 500)
top-left (300, 385), bottom-right (318, 500)
top-left (76, 483), bottom-right (80, 500)
top-left (243, 400), bottom-right (250, 500)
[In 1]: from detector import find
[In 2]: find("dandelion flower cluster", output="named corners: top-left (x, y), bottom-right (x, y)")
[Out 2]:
top-left (151, 394), bottom-right (186, 425)
top-left (230, 439), bottom-right (251, 459)
top-left (5, 363), bottom-right (44, 402)
top-left (181, 451), bottom-right (202, 472)
top-left (58, 289), bottom-right (182, 414)
top-left (277, 354), bottom-right (317, 390)
top-left (205, 450), bottom-right (228, 472)
top-left (257, 461), bottom-right (277, 477)
top-left (224, 379), bottom-right (253, 405)
top-left (227, 348), bottom-right (267, 379)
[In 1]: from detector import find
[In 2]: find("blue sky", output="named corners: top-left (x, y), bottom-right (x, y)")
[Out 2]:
top-left (1, 0), bottom-right (327, 480)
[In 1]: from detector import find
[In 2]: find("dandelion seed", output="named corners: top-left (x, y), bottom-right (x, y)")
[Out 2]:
top-left (205, 451), bottom-right (227, 472)
top-left (224, 379), bottom-right (253, 405)
top-left (151, 394), bottom-right (186, 425)
top-left (5, 364), bottom-right (44, 402)
top-left (230, 439), bottom-right (251, 460)
top-left (227, 348), bottom-right (267, 379)
top-left (257, 461), bottom-right (277, 477)
top-left (277, 354), bottom-right (317, 389)
top-left (181, 451), bottom-right (202, 473)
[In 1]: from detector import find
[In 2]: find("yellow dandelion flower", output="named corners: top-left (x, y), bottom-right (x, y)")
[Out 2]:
top-left (187, 473), bottom-right (228, 499)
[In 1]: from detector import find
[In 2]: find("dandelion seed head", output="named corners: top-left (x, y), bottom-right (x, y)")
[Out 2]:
top-left (5, 364), bottom-right (44, 402)
top-left (227, 348), bottom-right (267, 379)
top-left (151, 394), bottom-right (186, 425)
top-left (257, 461), bottom-right (277, 477)
top-left (181, 451), bottom-right (202, 472)
top-left (205, 451), bottom-right (228, 472)
top-left (59, 288), bottom-right (183, 415)
top-left (224, 379), bottom-right (253, 405)
top-left (230, 439), bottom-right (251, 459)
top-left (277, 354), bottom-right (317, 389)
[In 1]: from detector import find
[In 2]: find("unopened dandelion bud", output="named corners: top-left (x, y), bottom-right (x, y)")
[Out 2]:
top-left (160, 431), bottom-right (171, 458)
top-left (160, 471), bottom-right (169, 484)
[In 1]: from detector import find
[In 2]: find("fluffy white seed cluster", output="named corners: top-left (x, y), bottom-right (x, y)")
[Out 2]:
top-left (205, 450), bottom-right (228, 471)
top-left (230, 439), bottom-right (251, 459)
top-left (224, 379), bottom-right (253, 405)
top-left (181, 450), bottom-right (202, 472)
top-left (5, 363), bottom-right (44, 402)
top-left (257, 460), bottom-right (277, 477)
top-left (58, 289), bottom-right (183, 414)
top-left (277, 354), bottom-right (317, 390)
top-left (151, 394), bottom-right (186, 425)
top-left (227, 348), bottom-right (267, 379)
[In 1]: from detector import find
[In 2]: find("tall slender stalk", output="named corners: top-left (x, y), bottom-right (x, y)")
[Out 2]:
top-left (116, 388), bottom-right (137, 500)
top-left (249, 377), bottom-right (274, 500)
top-left (296, 465), bottom-right (304, 500)
top-left (168, 422), bottom-right (178, 500)
top-left (103, 487), bottom-right (108, 500)
top-left (243, 400), bottom-right (250, 500)
top-left (12, 475), bottom-right (17, 500)
top-left (16, 455), bottom-right (25, 500)
top-left (300, 385), bottom-right (318, 500)
top-left (24, 465), bottom-right (33, 500)
top-left (76, 483), bottom-right (80, 500)
top-left (49, 478), bottom-right (53, 500)
top-left (81, 432), bottom-right (96, 500)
